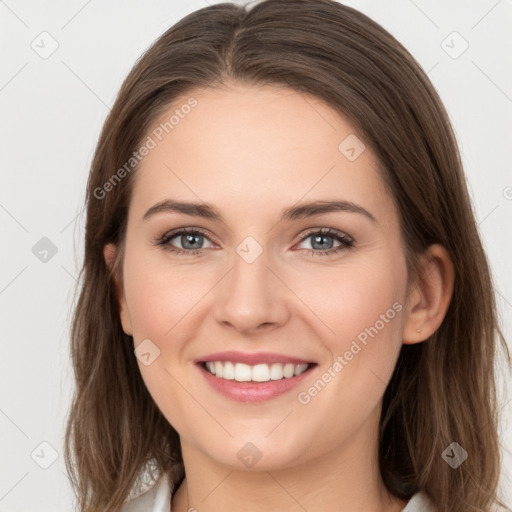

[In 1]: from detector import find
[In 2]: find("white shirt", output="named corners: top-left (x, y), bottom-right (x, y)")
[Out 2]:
top-left (122, 472), bottom-right (436, 512)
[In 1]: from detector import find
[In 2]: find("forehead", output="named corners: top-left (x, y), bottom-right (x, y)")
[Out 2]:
top-left (129, 83), bottom-right (394, 226)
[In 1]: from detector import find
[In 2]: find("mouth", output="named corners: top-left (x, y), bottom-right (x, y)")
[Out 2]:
top-left (195, 352), bottom-right (317, 402)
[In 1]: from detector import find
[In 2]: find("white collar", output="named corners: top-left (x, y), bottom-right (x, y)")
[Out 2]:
top-left (123, 473), bottom-right (436, 512)
top-left (122, 472), bottom-right (171, 512)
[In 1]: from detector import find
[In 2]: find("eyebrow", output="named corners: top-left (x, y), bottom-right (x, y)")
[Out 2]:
top-left (143, 199), bottom-right (377, 224)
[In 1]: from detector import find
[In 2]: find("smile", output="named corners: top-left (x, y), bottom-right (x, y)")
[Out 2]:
top-left (195, 351), bottom-right (317, 402)
top-left (203, 361), bottom-right (310, 382)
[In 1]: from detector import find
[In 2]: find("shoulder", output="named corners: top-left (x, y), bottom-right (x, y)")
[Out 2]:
top-left (122, 472), bottom-right (172, 512)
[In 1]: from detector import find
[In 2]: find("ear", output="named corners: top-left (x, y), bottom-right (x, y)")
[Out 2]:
top-left (104, 243), bottom-right (133, 336)
top-left (402, 244), bottom-right (455, 344)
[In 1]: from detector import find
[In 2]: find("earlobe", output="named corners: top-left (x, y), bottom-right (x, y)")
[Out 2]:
top-left (103, 243), bottom-right (117, 272)
top-left (402, 244), bottom-right (455, 344)
top-left (103, 243), bottom-right (133, 336)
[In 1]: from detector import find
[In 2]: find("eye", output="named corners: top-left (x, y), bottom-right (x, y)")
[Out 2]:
top-left (156, 228), bottom-right (215, 255)
top-left (155, 226), bottom-right (354, 257)
top-left (295, 228), bottom-right (354, 256)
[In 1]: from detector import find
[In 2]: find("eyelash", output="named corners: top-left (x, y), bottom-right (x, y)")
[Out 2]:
top-left (155, 227), bottom-right (354, 257)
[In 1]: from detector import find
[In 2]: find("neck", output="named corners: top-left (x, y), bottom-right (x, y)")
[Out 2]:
top-left (171, 407), bottom-right (407, 512)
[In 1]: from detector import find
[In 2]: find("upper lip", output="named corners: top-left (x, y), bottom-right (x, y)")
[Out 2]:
top-left (195, 351), bottom-right (314, 366)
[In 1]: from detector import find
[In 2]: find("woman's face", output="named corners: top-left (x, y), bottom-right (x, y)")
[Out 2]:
top-left (112, 83), bottom-right (412, 470)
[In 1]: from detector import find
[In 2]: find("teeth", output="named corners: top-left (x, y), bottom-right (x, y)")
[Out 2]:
top-left (270, 363), bottom-right (284, 380)
top-left (252, 364), bottom-right (270, 382)
top-left (223, 361), bottom-right (235, 380)
top-left (283, 363), bottom-right (294, 378)
top-left (204, 361), bottom-right (310, 382)
top-left (235, 363), bottom-right (252, 382)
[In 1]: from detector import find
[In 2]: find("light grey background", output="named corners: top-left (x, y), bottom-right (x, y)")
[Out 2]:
top-left (1, 1), bottom-right (511, 510)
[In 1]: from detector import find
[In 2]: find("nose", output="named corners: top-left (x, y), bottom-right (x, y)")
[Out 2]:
top-left (213, 245), bottom-right (291, 335)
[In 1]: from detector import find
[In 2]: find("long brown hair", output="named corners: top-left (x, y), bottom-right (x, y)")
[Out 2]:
top-left (64, 1), bottom-right (511, 510)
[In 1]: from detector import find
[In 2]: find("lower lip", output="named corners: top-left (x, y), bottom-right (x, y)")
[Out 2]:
top-left (198, 363), bottom-right (315, 403)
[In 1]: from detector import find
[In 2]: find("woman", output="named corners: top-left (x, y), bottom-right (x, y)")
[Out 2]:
top-left (64, 1), bottom-right (511, 511)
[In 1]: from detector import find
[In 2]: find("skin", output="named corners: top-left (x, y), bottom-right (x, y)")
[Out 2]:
top-left (104, 82), bottom-right (454, 512)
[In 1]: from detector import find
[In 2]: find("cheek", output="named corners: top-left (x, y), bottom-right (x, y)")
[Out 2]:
top-left (121, 252), bottom-right (203, 430)
top-left (297, 254), bottom-right (407, 351)
top-left (123, 252), bottom-right (211, 342)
